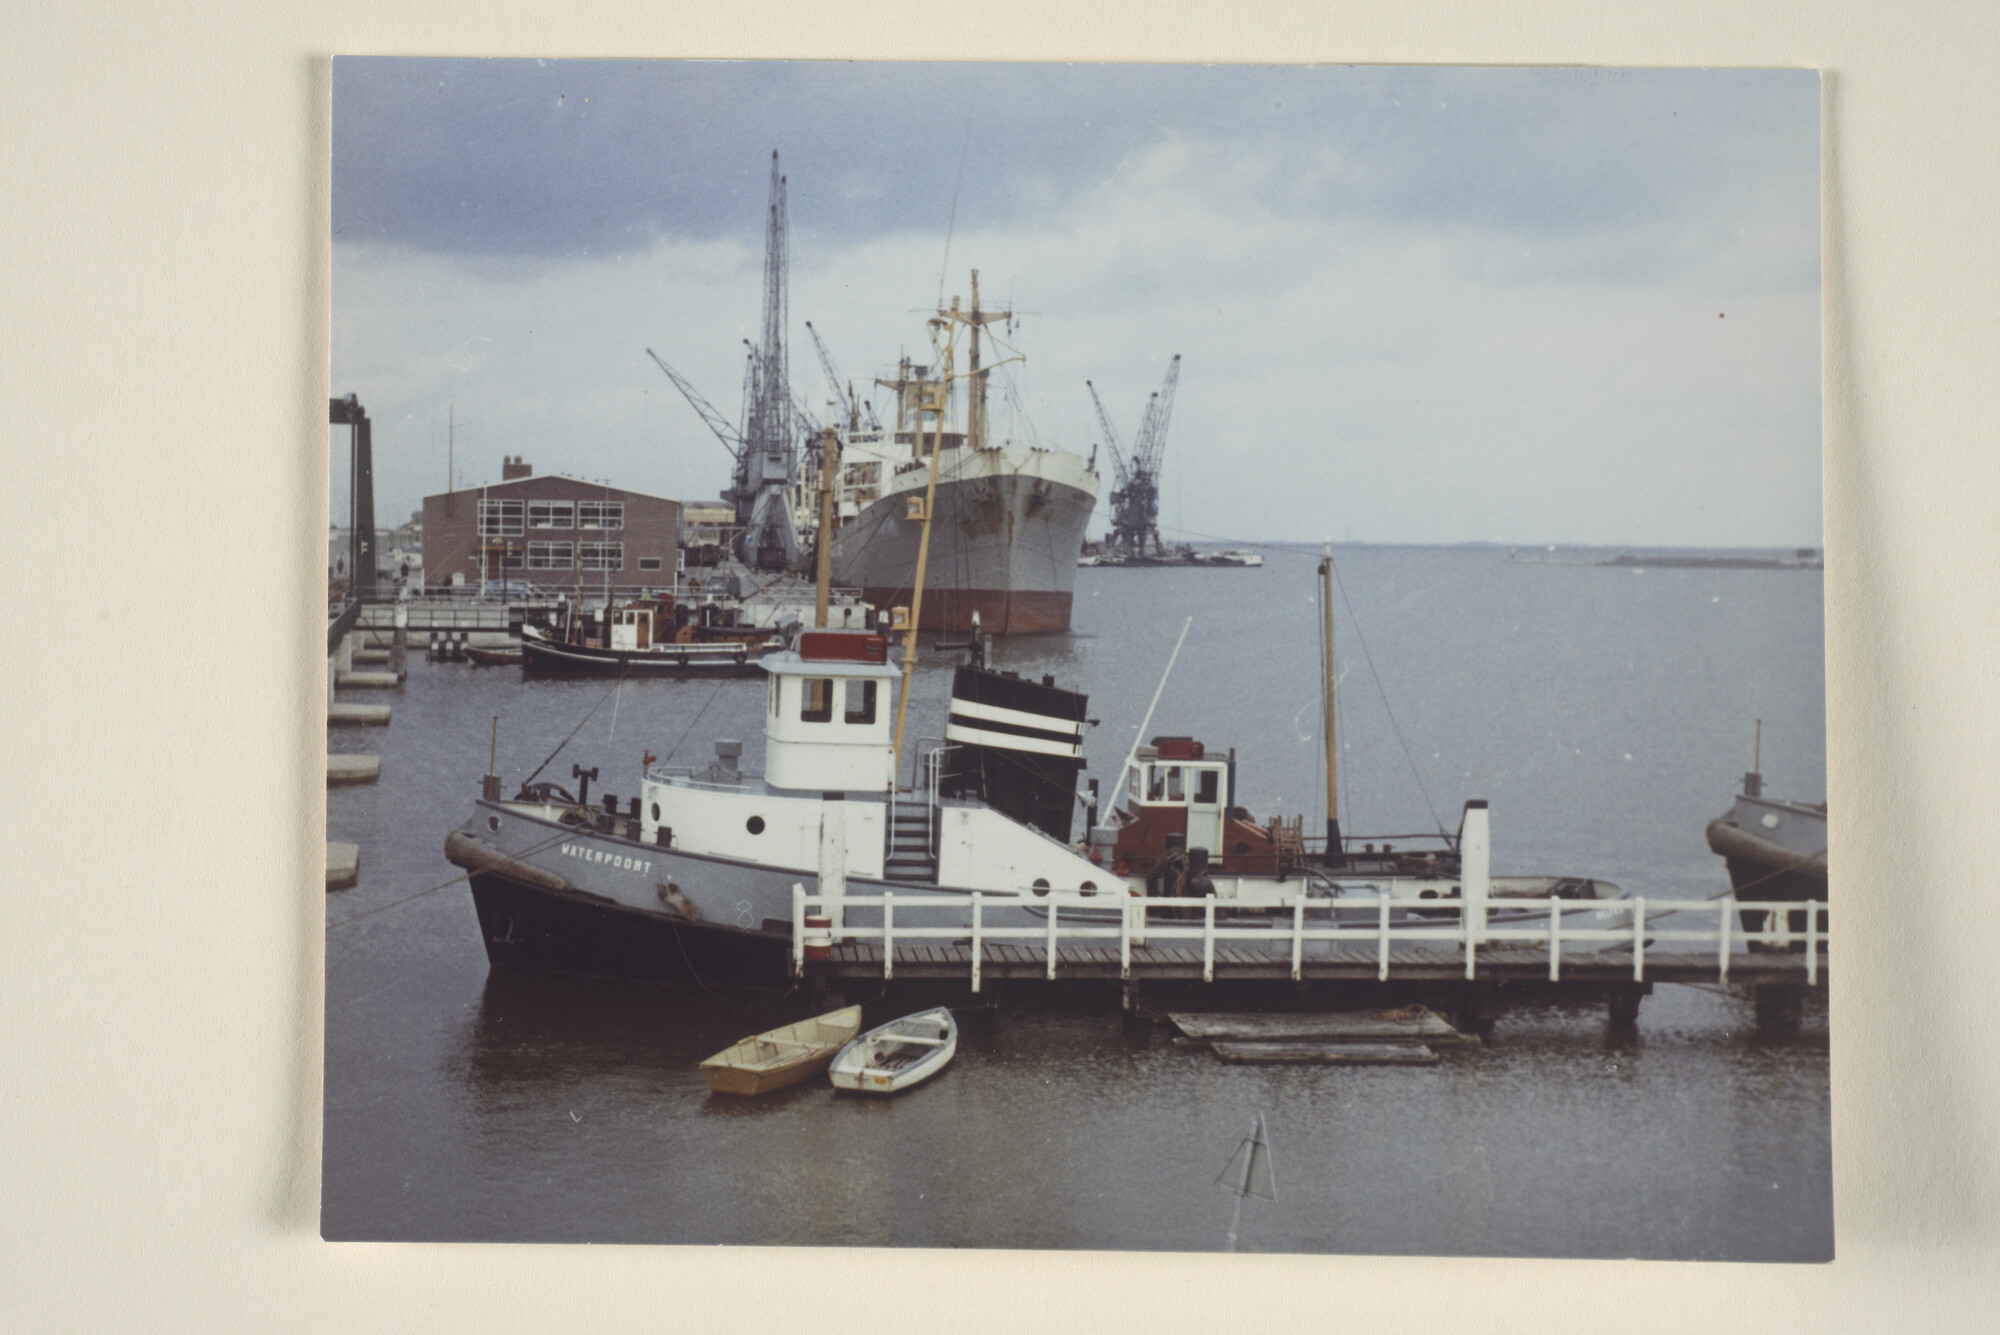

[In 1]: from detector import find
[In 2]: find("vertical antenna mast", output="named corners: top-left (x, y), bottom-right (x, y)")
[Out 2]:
top-left (1321, 541), bottom-right (1343, 867)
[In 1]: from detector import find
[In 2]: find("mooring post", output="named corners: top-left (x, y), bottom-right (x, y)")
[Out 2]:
top-left (1608, 982), bottom-right (1648, 1024)
top-left (1754, 984), bottom-right (1804, 1029)
top-left (1454, 978), bottom-right (1497, 1030)
top-left (390, 595), bottom-right (409, 680)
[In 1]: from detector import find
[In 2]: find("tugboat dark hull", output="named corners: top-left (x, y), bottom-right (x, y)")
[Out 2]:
top-left (518, 628), bottom-right (772, 677)
top-left (467, 871), bottom-right (794, 989)
top-left (1705, 794), bottom-right (1828, 942)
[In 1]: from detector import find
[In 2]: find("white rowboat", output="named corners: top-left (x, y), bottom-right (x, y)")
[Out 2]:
top-left (828, 1007), bottom-right (958, 1094)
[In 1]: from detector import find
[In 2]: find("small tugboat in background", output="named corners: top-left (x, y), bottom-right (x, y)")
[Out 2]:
top-left (464, 643), bottom-right (524, 668)
top-left (1705, 722), bottom-right (1827, 943)
top-left (519, 593), bottom-right (786, 677)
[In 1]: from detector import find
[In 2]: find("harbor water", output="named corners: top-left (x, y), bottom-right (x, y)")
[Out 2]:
top-left (323, 545), bottom-right (1830, 1256)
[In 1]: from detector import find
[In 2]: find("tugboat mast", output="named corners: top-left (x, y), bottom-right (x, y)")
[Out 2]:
top-left (890, 298), bottom-right (960, 782)
top-left (812, 425), bottom-right (840, 627)
top-left (1320, 541), bottom-right (1344, 867)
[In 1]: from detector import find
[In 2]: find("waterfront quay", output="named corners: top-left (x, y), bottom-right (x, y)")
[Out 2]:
top-left (795, 887), bottom-right (1829, 1027)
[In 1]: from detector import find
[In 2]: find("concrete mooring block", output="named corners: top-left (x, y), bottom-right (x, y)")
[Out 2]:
top-left (327, 754), bottom-right (381, 786)
top-left (326, 842), bottom-right (360, 890)
top-left (328, 703), bottom-right (392, 726)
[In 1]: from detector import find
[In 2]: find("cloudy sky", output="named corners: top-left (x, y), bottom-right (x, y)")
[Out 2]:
top-left (331, 60), bottom-right (1820, 546)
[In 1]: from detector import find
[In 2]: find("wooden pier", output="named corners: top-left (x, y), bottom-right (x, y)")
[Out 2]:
top-left (806, 939), bottom-right (1820, 987)
top-left (792, 888), bottom-right (1828, 1023)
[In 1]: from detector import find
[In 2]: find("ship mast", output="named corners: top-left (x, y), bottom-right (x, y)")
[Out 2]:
top-left (891, 299), bottom-right (960, 781)
top-left (959, 269), bottom-right (1011, 450)
top-left (969, 271), bottom-right (983, 450)
top-left (813, 425), bottom-right (840, 627)
top-left (1320, 541), bottom-right (1343, 867)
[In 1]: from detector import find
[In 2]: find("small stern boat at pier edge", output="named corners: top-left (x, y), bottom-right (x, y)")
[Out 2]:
top-left (1705, 722), bottom-right (1827, 943)
top-left (829, 1008), bottom-right (958, 1094)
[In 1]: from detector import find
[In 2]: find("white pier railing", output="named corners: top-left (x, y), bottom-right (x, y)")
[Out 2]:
top-left (790, 888), bottom-right (1828, 991)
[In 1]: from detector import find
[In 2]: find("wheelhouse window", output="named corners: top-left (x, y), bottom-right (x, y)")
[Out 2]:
top-left (843, 679), bottom-right (877, 725)
top-left (1195, 768), bottom-right (1220, 804)
top-left (526, 541), bottom-right (573, 570)
top-left (578, 501), bottom-right (624, 530)
top-left (801, 678), bottom-right (834, 723)
top-left (478, 499), bottom-right (523, 537)
top-left (580, 542), bottom-right (623, 571)
top-left (528, 501), bottom-right (574, 529)
top-left (1145, 765), bottom-right (1185, 802)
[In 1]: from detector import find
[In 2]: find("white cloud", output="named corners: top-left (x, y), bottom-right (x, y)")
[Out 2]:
top-left (333, 131), bottom-right (1819, 547)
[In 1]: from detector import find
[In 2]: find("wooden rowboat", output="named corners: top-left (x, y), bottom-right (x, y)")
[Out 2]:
top-left (828, 1007), bottom-right (958, 1095)
top-left (700, 1005), bottom-right (862, 1096)
top-left (465, 644), bottom-right (524, 667)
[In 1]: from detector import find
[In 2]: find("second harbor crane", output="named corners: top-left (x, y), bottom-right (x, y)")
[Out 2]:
top-left (1086, 353), bottom-right (1181, 559)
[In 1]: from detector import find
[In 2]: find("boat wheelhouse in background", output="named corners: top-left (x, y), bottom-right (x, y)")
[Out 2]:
top-left (1706, 724), bottom-right (1828, 941)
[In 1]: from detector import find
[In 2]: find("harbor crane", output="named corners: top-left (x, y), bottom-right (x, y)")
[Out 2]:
top-left (645, 349), bottom-right (742, 458)
top-left (805, 320), bottom-right (879, 432)
top-left (1085, 380), bottom-right (1132, 496)
top-left (1089, 353), bottom-right (1182, 557)
top-left (651, 152), bottom-right (802, 572)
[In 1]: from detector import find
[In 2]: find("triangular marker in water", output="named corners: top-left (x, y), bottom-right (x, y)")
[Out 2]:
top-left (1217, 1111), bottom-right (1277, 1252)
top-left (1217, 1111), bottom-right (1277, 1201)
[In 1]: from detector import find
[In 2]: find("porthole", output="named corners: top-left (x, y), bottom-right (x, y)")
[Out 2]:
top-left (746, 815), bottom-right (766, 835)
top-left (1419, 889), bottom-right (1438, 900)
top-left (1080, 881), bottom-right (1098, 896)
top-left (1032, 878), bottom-right (1051, 897)
top-left (651, 802), bottom-right (661, 821)
top-left (486, 815), bottom-right (500, 833)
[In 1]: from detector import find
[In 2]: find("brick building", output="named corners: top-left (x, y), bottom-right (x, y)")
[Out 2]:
top-left (421, 458), bottom-right (681, 592)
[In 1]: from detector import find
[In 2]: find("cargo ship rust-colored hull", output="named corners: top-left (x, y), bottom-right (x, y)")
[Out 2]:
top-left (830, 443), bottom-right (1097, 634)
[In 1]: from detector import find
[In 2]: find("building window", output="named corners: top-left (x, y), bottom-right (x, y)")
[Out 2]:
top-left (801, 678), bottom-right (834, 723)
top-left (502, 550), bottom-right (524, 570)
top-left (843, 679), bottom-right (877, 725)
top-left (578, 501), bottom-right (624, 530)
top-left (526, 542), bottom-right (573, 570)
top-left (637, 556), bottom-right (663, 571)
top-left (478, 499), bottom-right (523, 537)
top-left (528, 501), bottom-right (574, 529)
top-left (580, 542), bottom-right (623, 571)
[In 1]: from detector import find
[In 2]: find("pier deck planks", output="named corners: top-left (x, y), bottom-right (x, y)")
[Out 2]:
top-left (808, 941), bottom-right (1822, 987)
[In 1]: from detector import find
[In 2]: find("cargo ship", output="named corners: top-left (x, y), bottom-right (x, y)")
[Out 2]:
top-left (807, 272), bottom-right (1099, 634)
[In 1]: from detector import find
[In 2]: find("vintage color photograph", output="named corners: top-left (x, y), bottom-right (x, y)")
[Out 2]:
top-left (325, 59), bottom-right (1826, 1256)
